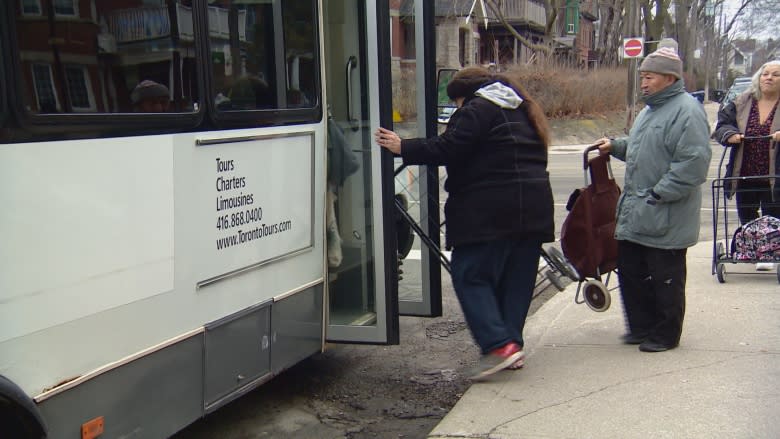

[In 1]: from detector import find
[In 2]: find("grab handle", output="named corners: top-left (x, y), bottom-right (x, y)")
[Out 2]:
top-left (583, 142), bottom-right (614, 187)
top-left (583, 142), bottom-right (607, 170)
top-left (345, 56), bottom-right (359, 131)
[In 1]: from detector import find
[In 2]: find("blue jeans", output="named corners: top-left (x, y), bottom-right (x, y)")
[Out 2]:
top-left (450, 239), bottom-right (541, 354)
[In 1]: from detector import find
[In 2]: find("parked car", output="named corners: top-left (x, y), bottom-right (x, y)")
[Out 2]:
top-left (437, 106), bottom-right (456, 124)
top-left (710, 89), bottom-right (725, 103)
top-left (719, 81), bottom-right (751, 112)
top-left (733, 76), bottom-right (752, 85)
top-left (689, 90), bottom-right (705, 103)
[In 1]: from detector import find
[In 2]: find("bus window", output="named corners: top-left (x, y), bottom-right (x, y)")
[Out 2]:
top-left (11, 0), bottom-right (199, 114)
top-left (209, 0), bottom-right (318, 112)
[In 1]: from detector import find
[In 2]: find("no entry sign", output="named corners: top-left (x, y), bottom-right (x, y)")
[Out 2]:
top-left (623, 37), bottom-right (644, 58)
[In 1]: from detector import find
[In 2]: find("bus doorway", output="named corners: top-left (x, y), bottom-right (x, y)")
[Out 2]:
top-left (323, 0), bottom-right (443, 344)
top-left (323, 0), bottom-right (399, 343)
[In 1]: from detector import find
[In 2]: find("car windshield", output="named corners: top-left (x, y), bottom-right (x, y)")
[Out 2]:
top-left (722, 82), bottom-right (751, 107)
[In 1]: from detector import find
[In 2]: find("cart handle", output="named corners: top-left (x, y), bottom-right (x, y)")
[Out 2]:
top-left (582, 142), bottom-right (607, 170)
top-left (722, 134), bottom-right (776, 147)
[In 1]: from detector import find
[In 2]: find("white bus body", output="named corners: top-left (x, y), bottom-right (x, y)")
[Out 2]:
top-left (0, 1), bottom-right (446, 437)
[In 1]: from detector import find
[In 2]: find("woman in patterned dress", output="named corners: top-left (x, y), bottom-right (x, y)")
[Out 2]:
top-left (714, 60), bottom-right (780, 269)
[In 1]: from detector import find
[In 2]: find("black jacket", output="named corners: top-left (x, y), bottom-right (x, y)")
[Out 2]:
top-left (401, 91), bottom-right (554, 248)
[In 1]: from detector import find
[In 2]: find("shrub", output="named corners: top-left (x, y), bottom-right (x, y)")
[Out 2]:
top-left (391, 64), bottom-right (629, 120)
top-left (503, 64), bottom-right (627, 118)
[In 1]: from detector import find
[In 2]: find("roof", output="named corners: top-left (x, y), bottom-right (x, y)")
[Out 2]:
top-left (732, 39), bottom-right (756, 53)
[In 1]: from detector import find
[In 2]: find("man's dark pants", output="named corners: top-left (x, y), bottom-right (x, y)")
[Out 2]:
top-left (617, 240), bottom-right (687, 347)
top-left (450, 239), bottom-right (541, 354)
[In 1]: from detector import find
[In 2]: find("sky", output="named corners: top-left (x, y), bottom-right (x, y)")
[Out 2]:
top-left (719, 0), bottom-right (779, 40)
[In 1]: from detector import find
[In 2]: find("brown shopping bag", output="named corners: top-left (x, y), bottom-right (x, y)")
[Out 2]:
top-left (560, 151), bottom-right (621, 280)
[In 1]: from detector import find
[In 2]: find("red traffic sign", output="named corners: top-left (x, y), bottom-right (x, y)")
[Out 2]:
top-left (623, 37), bottom-right (644, 58)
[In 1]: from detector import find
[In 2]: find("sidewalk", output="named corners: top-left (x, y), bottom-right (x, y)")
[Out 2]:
top-left (428, 240), bottom-right (780, 439)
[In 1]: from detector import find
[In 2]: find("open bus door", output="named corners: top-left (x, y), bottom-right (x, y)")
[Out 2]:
top-left (323, 0), bottom-right (442, 344)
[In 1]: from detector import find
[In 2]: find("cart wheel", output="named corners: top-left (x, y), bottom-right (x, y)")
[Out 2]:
top-left (716, 263), bottom-right (726, 283)
top-left (545, 270), bottom-right (567, 292)
top-left (583, 279), bottom-right (610, 312)
top-left (545, 246), bottom-right (580, 281)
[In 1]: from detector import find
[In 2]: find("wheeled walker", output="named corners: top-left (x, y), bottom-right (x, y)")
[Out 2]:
top-left (711, 136), bottom-right (780, 283)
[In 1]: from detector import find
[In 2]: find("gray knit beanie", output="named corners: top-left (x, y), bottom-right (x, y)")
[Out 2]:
top-left (639, 47), bottom-right (683, 80)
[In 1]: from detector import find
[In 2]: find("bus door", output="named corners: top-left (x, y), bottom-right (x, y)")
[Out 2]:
top-left (391, 2), bottom-right (444, 318)
top-left (323, 0), bottom-right (399, 343)
top-left (323, 1), bottom-right (442, 344)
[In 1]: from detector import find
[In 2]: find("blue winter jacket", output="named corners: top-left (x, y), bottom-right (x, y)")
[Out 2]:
top-left (610, 80), bottom-right (712, 249)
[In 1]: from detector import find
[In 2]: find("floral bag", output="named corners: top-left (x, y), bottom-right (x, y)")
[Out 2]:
top-left (731, 215), bottom-right (780, 261)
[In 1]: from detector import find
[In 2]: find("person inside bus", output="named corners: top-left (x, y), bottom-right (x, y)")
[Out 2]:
top-left (130, 80), bottom-right (171, 113)
top-left (326, 111), bottom-right (359, 268)
top-left (713, 60), bottom-right (780, 271)
top-left (374, 66), bottom-right (554, 379)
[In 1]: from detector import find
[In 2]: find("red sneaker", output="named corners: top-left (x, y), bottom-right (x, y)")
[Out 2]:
top-left (469, 342), bottom-right (524, 380)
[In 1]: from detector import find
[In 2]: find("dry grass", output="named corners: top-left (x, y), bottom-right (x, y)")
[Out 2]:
top-left (505, 65), bottom-right (627, 118)
top-left (392, 64), bottom-right (629, 120)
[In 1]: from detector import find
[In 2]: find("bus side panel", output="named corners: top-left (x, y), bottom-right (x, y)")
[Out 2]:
top-left (36, 334), bottom-right (203, 439)
top-left (0, 124), bottom-right (326, 398)
top-left (202, 284), bottom-right (323, 412)
top-left (0, 137), bottom-right (175, 344)
top-left (271, 283), bottom-right (323, 374)
top-left (204, 301), bottom-right (271, 408)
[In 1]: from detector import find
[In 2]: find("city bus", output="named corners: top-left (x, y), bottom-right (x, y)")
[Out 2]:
top-left (0, 1), bottom-right (442, 437)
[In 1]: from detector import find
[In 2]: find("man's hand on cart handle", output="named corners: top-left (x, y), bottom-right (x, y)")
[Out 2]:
top-left (596, 137), bottom-right (611, 154)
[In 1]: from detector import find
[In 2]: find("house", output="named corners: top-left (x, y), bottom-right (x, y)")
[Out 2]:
top-left (390, 0), bottom-right (598, 70)
top-left (392, 0), bottom-right (486, 72)
top-left (729, 39), bottom-right (756, 75)
top-left (13, 0), bottom-right (199, 113)
top-left (479, 0), bottom-right (546, 65)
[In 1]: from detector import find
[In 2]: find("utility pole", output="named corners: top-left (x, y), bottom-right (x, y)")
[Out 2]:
top-left (704, 0), bottom-right (714, 102)
top-left (718, 2), bottom-right (726, 89)
top-left (625, 0), bottom-right (640, 132)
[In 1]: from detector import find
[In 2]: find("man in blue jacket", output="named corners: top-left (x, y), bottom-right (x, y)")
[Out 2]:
top-left (597, 47), bottom-right (712, 352)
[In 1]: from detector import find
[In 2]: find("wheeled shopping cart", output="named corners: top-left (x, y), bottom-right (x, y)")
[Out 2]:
top-left (545, 143), bottom-right (621, 312)
top-left (711, 136), bottom-right (780, 283)
top-left (392, 164), bottom-right (589, 300)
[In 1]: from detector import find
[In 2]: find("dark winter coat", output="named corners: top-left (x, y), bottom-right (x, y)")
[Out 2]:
top-left (713, 91), bottom-right (780, 200)
top-left (400, 83), bottom-right (554, 249)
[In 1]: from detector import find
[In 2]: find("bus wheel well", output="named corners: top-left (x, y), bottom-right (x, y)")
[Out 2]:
top-left (0, 376), bottom-right (46, 439)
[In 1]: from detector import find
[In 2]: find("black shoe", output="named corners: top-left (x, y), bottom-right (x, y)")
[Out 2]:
top-left (638, 340), bottom-right (676, 352)
top-left (621, 333), bottom-right (648, 345)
